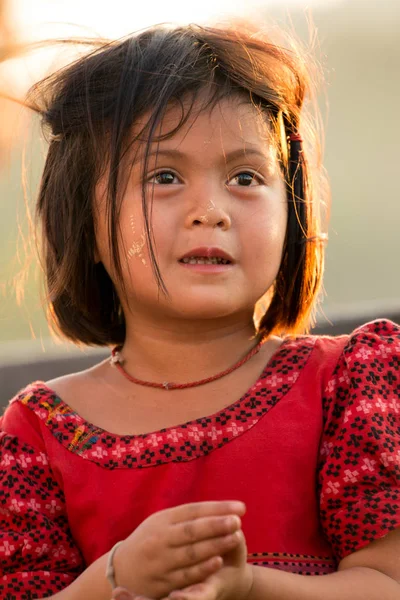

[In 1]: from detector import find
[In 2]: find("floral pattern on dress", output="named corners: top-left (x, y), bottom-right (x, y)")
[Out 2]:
top-left (318, 319), bottom-right (400, 559)
top-left (1, 320), bottom-right (399, 598)
top-left (11, 337), bottom-right (315, 469)
top-left (0, 432), bottom-right (84, 599)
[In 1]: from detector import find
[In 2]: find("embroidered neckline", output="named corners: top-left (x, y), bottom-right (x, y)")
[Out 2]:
top-left (13, 336), bottom-right (316, 469)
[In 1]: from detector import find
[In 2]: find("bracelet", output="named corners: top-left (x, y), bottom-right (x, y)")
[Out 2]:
top-left (106, 540), bottom-right (124, 590)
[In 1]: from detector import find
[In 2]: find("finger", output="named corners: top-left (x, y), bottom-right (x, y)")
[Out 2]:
top-left (111, 587), bottom-right (147, 600)
top-left (168, 531), bottom-right (242, 570)
top-left (166, 501), bottom-right (246, 524)
top-left (168, 515), bottom-right (241, 547)
top-left (169, 581), bottom-right (216, 600)
top-left (235, 529), bottom-right (249, 563)
top-left (169, 555), bottom-right (223, 590)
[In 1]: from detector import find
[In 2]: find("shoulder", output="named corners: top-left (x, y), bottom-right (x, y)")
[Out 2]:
top-left (301, 318), bottom-right (399, 396)
top-left (316, 319), bottom-right (400, 559)
top-left (318, 318), bottom-right (400, 471)
top-left (45, 359), bottom-right (110, 412)
top-left (1, 372), bottom-right (92, 444)
top-left (1, 368), bottom-right (106, 455)
top-left (1, 382), bottom-right (56, 448)
top-left (312, 318), bottom-right (399, 359)
top-left (321, 318), bottom-right (400, 404)
top-left (340, 318), bottom-right (400, 359)
top-left (1, 360), bottom-right (111, 442)
top-left (279, 319), bottom-right (399, 393)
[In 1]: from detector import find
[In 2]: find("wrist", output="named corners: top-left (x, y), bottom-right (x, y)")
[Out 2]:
top-left (245, 565), bottom-right (256, 600)
top-left (110, 539), bottom-right (131, 591)
top-left (238, 564), bottom-right (254, 600)
top-left (106, 541), bottom-right (125, 590)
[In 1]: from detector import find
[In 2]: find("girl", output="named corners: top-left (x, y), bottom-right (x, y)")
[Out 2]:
top-left (1, 22), bottom-right (399, 600)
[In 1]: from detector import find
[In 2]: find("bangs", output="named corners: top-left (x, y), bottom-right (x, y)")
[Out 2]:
top-left (99, 31), bottom-right (274, 299)
top-left (30, 22), bottom-right (325, 345)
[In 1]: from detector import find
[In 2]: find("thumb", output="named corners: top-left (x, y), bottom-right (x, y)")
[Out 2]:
top-left (223, 530), bottom-right (248, 567)
top-left (111, 586), bottom-right (153, 600)
top-left (168, 579), bottom-right (218, 600)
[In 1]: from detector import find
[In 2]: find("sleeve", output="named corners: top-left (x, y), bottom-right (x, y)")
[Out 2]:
top-left (318, 319), bottom-right (400, 561)
top-left (0, 400), bottom-right (85, 599)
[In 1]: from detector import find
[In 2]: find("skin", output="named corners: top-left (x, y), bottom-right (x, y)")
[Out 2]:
top-left (49, 95), bottom-right (400, 600)
top-left (92, 95), bottom-right (287, 388)
top-left (48, 95), bottom-right (287, 435)
top-left (96, 96), bottom-right (287, 322)
top-left (108, 528), bottom-right (400, 600)
top-left (53, 501), bottom-right (247, 600)
top-left (111, 501), bottom-right (246, 598)
top-left (49, 96), bottom-right (288, 600)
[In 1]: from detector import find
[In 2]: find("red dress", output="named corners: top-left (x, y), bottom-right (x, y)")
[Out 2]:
top-left (1, 320), bottom-right (399, 599)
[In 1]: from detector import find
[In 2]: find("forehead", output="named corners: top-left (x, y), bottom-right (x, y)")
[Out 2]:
top-left (134, 95), bottom-right (274, 153)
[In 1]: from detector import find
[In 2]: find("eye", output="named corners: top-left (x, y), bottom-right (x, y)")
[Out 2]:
top-left (228, 171), bottom-right (263, 187)
top-left (147, 170), bottom-right (180, 185)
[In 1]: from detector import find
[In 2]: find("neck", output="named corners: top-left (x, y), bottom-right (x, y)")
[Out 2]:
top-left (118, 313), bottom-right (259, 384)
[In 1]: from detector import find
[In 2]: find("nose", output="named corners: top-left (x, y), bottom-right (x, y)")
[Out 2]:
top-left (185, 199), bottom-right (232, 231)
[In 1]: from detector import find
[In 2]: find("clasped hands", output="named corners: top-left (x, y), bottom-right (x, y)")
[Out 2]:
top-left (110, 501), bottom-right (253, 600)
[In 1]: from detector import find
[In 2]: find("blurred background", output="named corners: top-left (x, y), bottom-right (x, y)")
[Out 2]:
top-left (0, 0), bottom-right (399, 402)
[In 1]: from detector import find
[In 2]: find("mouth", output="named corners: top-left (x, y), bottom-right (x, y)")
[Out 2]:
top-left (179, 256), bottom-right (231, 265)
top-left (178, 247), bottom-right (234, 266)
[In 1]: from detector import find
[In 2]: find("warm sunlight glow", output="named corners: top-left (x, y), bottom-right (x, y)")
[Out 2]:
top-left (14, 0), bottom-right (345, 40)
top-left (1, 0), bottom-right (345, 107)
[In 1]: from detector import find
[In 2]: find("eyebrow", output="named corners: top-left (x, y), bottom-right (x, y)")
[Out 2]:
top-left (137, 147), bottom-right (270, 165)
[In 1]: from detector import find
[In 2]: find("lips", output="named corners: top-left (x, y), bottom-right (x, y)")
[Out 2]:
top-left (179, 247), bottom-right (234, 264)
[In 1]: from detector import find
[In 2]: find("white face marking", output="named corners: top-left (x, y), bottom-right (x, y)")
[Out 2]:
top-left (206, 200), bottom-right (216, 212)
top-left (197, 200), bottom-right (216, 223)
top-left (127, 215), bottom-right (146, 265)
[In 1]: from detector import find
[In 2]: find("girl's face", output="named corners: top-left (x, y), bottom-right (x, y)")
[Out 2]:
top-left (95, 96), bottom-right (288, 325)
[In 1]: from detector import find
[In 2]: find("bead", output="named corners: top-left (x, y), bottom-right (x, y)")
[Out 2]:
top-left (109, 338), bottom-right (265, 389)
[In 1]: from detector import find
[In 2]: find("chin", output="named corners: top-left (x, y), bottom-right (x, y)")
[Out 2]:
top-left (171, 297), bottom-right (248, 321)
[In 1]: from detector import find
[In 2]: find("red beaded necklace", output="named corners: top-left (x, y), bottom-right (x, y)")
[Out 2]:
top-left (110, 338), bottom-right (264, 390)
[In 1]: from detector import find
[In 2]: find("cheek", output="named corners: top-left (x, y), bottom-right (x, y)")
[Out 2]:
top-left (125, 214), bottom-right (147, 265)
top-left (243, 202), bottom-right (287, 263)
top-left (147, 207), bottom-right (177, 254)
top-left (95, 210), bottom-right (149, 281)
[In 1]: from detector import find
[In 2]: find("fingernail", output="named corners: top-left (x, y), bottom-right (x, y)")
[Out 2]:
top-left (229, 515), bottom-right (241, 527)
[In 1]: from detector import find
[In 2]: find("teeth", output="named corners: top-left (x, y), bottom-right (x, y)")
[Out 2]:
top-left (181, 256), bottom-right (230, 265)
